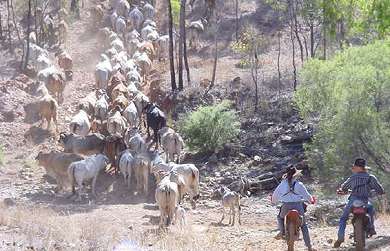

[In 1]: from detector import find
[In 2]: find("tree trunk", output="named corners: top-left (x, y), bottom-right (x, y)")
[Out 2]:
top-left (235, 0), bottom-right (239, 41)
top-left (6, 0), bottom-right (12, 50)
top-left (10, 0), bottom-right (20, 43)
top-left (0, 10), bottom-right (3, 40)
top-left (24, 0), bottom-right (32, 70)
top-left (178, 0), bottom-right (185, 90)
top-left (168, 0), bottom-right (177, 90)
top-left (277, 32), bottom-right (281, 97)
top-left (210, 23), bottom-right (218, 88)
top-left (291, 0), bottom-right (304, 63)
top-left (323, 26), bottom-right (326, 60)
top-left (251, 44), bottom-right (259, 112)
top-left (290, 22), bottom-right (297, 91)
top-left (310, 23), bottom-right (314, 58)
top-left (34, 0), bottom-right (39, 46)
top-left (182, 0), bottom-right (191, 86)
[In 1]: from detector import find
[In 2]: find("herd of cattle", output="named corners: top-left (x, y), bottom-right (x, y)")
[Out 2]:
top-left (23, 0), bottom-right (241, 227)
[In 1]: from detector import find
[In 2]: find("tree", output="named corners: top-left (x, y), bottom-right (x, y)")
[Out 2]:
top-left (295, 40), bottom-right (390, 179)
top-left (168, 0), bottom-right (177, 90)
top-left (23, 0), bottom-right (33, 70)
top-left (178, 0), bottom-right (185, 90)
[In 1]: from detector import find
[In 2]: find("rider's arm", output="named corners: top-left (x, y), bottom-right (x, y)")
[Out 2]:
top-left (295, 181), bottom-right (312, 202)
top-left (340, 176), bottom-right (353, 192)
top-left (271, 182), bottom-right (283, 205)
top-left (369, 175), bottom-right (385, 195)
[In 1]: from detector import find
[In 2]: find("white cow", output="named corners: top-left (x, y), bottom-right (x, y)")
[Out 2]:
top-left (68, 154), bottom-right (110, 201)
top-left (118, 149), bottom-right (135, 188)
top-left (69, 109), bottom-right (91, 136)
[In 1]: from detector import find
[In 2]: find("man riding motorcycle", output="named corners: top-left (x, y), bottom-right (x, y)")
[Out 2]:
top-left (333, 158), bottom-right (385, 248)
top-left (271, 165), bottom-right (316, 251)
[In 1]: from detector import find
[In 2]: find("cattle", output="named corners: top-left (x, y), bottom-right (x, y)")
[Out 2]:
top-left (143, 3), bottom-right (155, 20)
top-left (69, 109), bottom-right (91, 137)
top-left (126, 68), bottom-right (142, 86)
top-left (175, 206), bottom-right (186, 226)
top-left (127, 38), bottom-right (141, 57)
top-left (107, 106), bottom-right (128, 136)
top-left (139, 41), bottom-right (156, 61)
top-left (104, 135), bottom-right (126, 171)
top-left (110, 11), bottom-right (119, 30)
top-left (156, 35), bottom-right (169, 61)
top-left (90, 5), bottom-right (104, 26)
top-left (155, 171), bottom-right (183, 227)
top-left (57, 50), bottom-right (73, 81)
top-left (95, 55), bottom-right (113, 90)
top-left (116, 0), bottom-right (130, 17)
top-left (68, 154), bottom-right (110, 201)
top-left (123, 102), bottom-right (138, 128)
top-left (90, 119), bottom-right (109, 136)
top-left (143, 103), bottom-right (166, 148)
top-left (79, 90), bottom-right (103, 117)
top-left (59, 132), bottom-right (105, 155)
top-left (94, 91), bottom-right (110, 121)
top-left (123, 127), bottom-right (147, 153)
top-left (107, 71), bottom-right (126, 98)
top-left (218, 186), bottom-right (241, 225)
top-left (118, 149), bottom-right (135, 188)
top-left (58, 20), bottom-right (68, 45)
top-left (36, 150), bottom-right (84, 193)
top-left (160, 128), bottom-right (185, 163)
top-left (170, 163), bottom-right (200, 208)
top-left (36, 54), bottom-right (52, 73)
top-left (115, 16), bottom-right (127, 36)
top-left (128, 7), bottom-right (144, 31)
top-left (112, 93), bottom-right (129, 111)
top-left (141, 25), bottom-right (157, 41)
top-left (133, 154), bottom-right (150, 195)
top-left (32, 92), bottom-right (58, 132)
top-left (188, 18), bottom-right (207, 50)
top-left (134, 51), bottom-right (152, 82)
top-left (46, 72), bottom-right (65, 104)
top-left (23, 42), bottom-right (49, 71)
top-left (125, 29), bottom-right (140, 42)
top-left (111, 82), bottom-right (129, 101)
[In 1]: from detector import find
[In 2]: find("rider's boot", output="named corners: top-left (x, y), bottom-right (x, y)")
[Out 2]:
top-left (274, 232), bottom-right (285, 240)
top-left (333, 239), bottom-right (344, 248)
top-left (367, 228), bottom-right (377, 237)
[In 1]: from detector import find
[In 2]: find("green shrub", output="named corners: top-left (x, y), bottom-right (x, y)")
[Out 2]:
top-left (295, 40), bottom-right (390, 181)
top-left (179, 101), bottom-right (240, 153)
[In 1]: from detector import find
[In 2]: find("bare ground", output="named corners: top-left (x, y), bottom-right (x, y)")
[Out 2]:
top-left (0, 1), bottom-right (389, 251)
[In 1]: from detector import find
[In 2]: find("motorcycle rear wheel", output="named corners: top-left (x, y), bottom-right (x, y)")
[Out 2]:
top-left (287, 222), bottom-right (296, 251)
top-left (353, 217), bottom-right (366, 251)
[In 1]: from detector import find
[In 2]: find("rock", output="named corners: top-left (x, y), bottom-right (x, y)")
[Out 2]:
top-left (209, 154), bottom-right (218, 164)
top-left (3, 198), bottom-right (16, 207)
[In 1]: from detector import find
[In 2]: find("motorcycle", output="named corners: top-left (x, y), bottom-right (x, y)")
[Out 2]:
top-left (285, 209), bottom-right (302, 251)
top-left (337, 189), bottom-right (376, 251)
top-left (350, 199), bottom-right (370, 251)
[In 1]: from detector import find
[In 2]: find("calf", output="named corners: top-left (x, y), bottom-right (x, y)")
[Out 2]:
top-left (94, 92), bottom-right (110, 121)
top-left (36, 150), bottom-right (84, 193)
top-left (143, 103), bottom-right (166, 148)
top-left (218, 186), bottom-right (241, 225)
top-left (59, 132), bottom-right (105, 155)
top-left (133, 154), bottom-right (150, 195)
top-left (68, 154), bottom-right (110, 201)
top-left (35, 93), bottom-right (58, 132)
top-left (123, 102), bottom-right (138, 128)
top-left (175, 206), bottom-right (186, 226)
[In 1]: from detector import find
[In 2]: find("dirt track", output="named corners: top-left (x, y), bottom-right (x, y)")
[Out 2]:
top-left (0, 1), bottom-right (390, 250)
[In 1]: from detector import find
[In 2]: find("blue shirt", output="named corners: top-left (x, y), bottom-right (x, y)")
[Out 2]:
top-left (341, 172), bottom-right (384, 200)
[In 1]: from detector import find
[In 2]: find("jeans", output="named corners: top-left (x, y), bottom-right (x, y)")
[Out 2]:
top-left (277, 202), bottom-right (312, 248)
top-left (337, 196), bottom-right (375, 241)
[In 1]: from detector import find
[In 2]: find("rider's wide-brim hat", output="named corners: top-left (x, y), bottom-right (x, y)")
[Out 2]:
top-left (282, 165), bottom-right (303, 179)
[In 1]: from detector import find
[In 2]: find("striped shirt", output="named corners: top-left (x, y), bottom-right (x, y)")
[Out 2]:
top-left (341, 172), bottom-right (385, 199)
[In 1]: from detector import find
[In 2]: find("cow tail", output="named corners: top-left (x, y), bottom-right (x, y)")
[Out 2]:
top-left (68, 164), bottom-right (76, 195)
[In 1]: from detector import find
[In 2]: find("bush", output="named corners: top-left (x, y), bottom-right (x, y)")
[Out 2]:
top-left (295, 40), bottom-right (390, 180)
top-left (179, 101), bottom-right (240, 153)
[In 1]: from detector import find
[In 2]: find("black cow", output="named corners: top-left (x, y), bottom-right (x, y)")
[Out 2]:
top-left (143, 103), bottom-right (166, 149)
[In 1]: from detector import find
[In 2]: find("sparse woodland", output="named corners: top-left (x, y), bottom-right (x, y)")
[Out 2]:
top-left (0, 0), bottom-right (389, 250)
